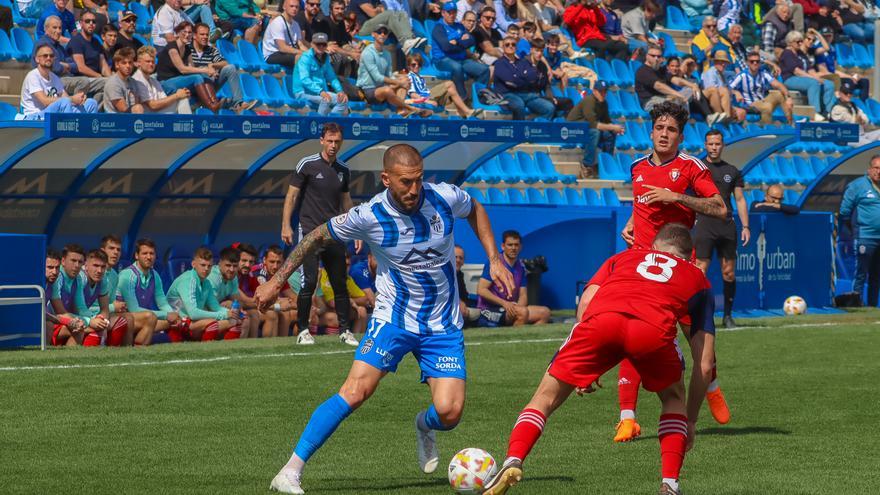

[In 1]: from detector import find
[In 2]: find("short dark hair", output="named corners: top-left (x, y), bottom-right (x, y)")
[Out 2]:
top-left (193, 246), bottom-right (213, 261)
top-left (102, 24), bottom-right (117, 35)
top-left (194, 22), bottom-right (210, 33)
top-left (650, 100), bottom-right (689, 133)
top-left (135, 238), bottom-right (156, 254)
top-left (666, 56), bottom-right (680, 65)
top-left (173, 21), bottom-right (193, 33)
top-left (523, 21), bottom-right (537, 32)
top-left (321, 122), bottom-right (343, 138)
top-left (87, 249), bottom-right (109, 263)
top-left (113, 47), bottom-right (135, 64)
top-left (330, 0), bottom-right (345, 7)
top-left (100, 234), bottom-right (122, 248)
top-left (265, 244), bottom-right (284, 258)
top-left (219, 246), bottom-right (241, 263)
top-left (480, 5), bottom-right (496, 15)
top-left (502, 230), bottom-right (521, 243)
top-left (704, 129), bottom-right (724, 141)
top-left (530, 38), bottom-right (545, 50)
top-left (47, 248), bottom-right (62, 261)
top-left (547, 34), bottom-right (561, 44)
top-left (654, 223), bottom-right (693, 256)
top-left (383, 143), bottom-right (423, 171)
top-left (62, 244), bottom-right (85, 258)
top-left (236, 243), bottom-right (258, 258)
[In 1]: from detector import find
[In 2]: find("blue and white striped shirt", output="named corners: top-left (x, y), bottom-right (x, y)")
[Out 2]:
top-left (408, 71), bottom-right (431, 99)
top-left (327, 182), bottom-right (474, 334)
top-left (728, 69), bottom-right (775, 107)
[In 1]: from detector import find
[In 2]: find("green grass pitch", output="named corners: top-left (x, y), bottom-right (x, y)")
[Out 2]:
top-left (2, 310), bottom-right (879, 494)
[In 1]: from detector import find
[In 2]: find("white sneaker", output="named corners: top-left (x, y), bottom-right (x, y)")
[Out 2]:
top-left (402, 37), bottom-right (426, 55)
top-left (415, 412), bottom-right (439, 473)
top-left (297, 329), bottom-right (315, 345)
top-left (339, 330), bottom-right (359, 346)
top-left (270, 469), bottom-right (305, 494)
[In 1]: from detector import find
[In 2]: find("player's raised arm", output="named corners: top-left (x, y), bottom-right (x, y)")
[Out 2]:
top-left (467, 198), bottom-right (515, 297)
top-left (255, 224), bottom-right (332, 311)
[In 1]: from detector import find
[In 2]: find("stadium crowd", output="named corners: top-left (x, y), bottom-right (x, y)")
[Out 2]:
top-left (7, 0), bottom-right (876, 123)
top-left (42, 229), bottom-right (551, 347)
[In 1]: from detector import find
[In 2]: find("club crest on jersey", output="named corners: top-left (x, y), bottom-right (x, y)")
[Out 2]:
top-left (334, 213), bottom-right (348, 225)
top-left (430, 213), bottom-right (443, 234)
top-left (669, 169), bottom-right (681, 181)
top-left (338, 172), bottom-right (344, 182)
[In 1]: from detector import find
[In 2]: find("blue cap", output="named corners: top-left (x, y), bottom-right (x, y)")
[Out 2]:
top-left (442, 2), bottom-right (457, 11)
top-left (593, 80), bottom-right (608, 91)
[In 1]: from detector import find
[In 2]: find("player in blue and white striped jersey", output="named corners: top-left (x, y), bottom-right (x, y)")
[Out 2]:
top-left (256, 144), bottom-right (514, 495)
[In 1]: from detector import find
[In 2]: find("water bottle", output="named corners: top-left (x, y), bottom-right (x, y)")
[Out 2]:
top-left (231, 300), bottom-right (245, 320)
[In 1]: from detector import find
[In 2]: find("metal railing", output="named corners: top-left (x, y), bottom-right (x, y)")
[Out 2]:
top-left (0, 285), bottom-right (47, 350)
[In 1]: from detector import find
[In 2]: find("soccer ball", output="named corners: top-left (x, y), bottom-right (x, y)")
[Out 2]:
top-left (448, 448), bottom-right (497, 494)
top-left (783, 296), bottom-right (807, 315)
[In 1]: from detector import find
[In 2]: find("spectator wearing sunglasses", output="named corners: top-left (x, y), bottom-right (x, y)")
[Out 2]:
top-left (356, 24), bottom-right (432, 117)
top-left (493, 35), bottom-right (555, 120)
top-left (751, 184), bottom-right (800, 214)
top-left (473, 6), bottom-right (503, 64)
top-left (292, 32), bottom-right (349, 115)
top-left (432, 2), bottom-right (490, 102)
top-left (114, 11), bottom-right (144, 57)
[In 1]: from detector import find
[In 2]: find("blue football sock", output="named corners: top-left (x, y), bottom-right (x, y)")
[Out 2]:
top-left (420, 404), bottom-right (458, 432)
top-left (293, 394), bottom-right (353, 462)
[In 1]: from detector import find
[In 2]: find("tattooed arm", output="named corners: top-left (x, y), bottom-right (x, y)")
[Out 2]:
top-left (254, 224), bottom-right (332, 311)
top-left (642, 186), bottom-right (728, 219)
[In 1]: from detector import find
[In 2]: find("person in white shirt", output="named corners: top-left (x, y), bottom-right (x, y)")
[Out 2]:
top-left (19, 44), bottom-right (98, 120)
top-left (830, 85), bottom-right (880, 146)
top-left (152, 0), bottom-right (192, 47)
top-left (262, 0), bottom-right (304, 69)
top-left (131, 46), bottom-right (193, 114)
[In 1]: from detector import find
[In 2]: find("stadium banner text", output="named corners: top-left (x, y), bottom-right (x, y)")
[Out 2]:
top-left (796, 122), bottom-right (859, 143)
top-left (45, 114), bottom-right (591, 143)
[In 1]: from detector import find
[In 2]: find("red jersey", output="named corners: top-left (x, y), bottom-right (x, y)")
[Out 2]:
top-left (585, 249), bottom-right (715, 340)
top-left (247, 263), bottom-right (291, 295)
top-left (631, 152), bottom-right (720, 249)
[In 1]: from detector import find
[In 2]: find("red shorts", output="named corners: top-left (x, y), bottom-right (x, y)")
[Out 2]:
top-left (51, 323), bottom-right (66, 346)
top-left (548, 312), bottom-right (684, 392)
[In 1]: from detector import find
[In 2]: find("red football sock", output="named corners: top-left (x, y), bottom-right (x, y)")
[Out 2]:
top-left (167, 327), bottom-right (185, 342)
top-left (201, 321), bottom-right (220, 341)
top-left (658, 414), bottom-right (688, 479)
top-left (506, 408), bottom-right (546, 462)
top-left (618, 359), bottom-right (642, 413)
top-left (108, 318), bottom-right (128, 346)
top-left (223, 325), bottom-right (241, 340)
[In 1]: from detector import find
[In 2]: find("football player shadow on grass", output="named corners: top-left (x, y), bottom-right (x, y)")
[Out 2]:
top-left (636, 426), bottom-right (792, 441)
top-left (321, 476), bottom-right (576, 492)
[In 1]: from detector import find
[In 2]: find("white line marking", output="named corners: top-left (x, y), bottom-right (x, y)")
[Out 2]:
top-left (0, 320), bottom-right (873, 373)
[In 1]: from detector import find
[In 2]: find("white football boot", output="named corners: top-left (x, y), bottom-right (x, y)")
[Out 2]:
top-left (339, 330), bottom-right (359, 346)
top-left (269, 469), bottom-right (305, 494)
top-left (296, 329), bottom-right (315, 345)
top-left (415, 412), bottom-right (439, 473)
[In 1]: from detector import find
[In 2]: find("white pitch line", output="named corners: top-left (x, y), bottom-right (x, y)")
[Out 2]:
top-left (0, 320), bottom-right (874, 373)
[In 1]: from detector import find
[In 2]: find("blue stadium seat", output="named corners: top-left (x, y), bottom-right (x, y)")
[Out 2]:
top-left (682, 123), bottom-right (703, 153)
top-left (773, 156), bottom-right (799, 185)
top-left (515, 151), bottom-right (543, 183)
top-left (564, 87), bottom-right (583, 105)
top-left (752, 189), bottom-right (765, 203)
top-left (744, 161), bottom-right (766, 186)
top-left (564, 188), bottom-right (586, 206)
top-left (237, 39), bottom-right (283, 73)
top-left (605, 90), bottom-right (626, 119)
top-left (471, 82), bottom-right (508, 114)
top-left (262, 74), bottom-right (303, 107)
top-left (486, 187), bottom-right (508, 204)
top-left (107, 1), bottom-right (125, 21)
top-left (238, 73), bottom-right (268, 106)
top-left (852, 98), bottom-right (880, 125)
top-left (611, 59), bottom-right (633, 88)
top-left (525, 187), bottom-right (547, 204)
top-left (784, 189), bottom-right (800, 204)
top-left (0, 29), bottom-right (14, 62)
top-left (195, 108), bottom-right (214, 115)
top-left (464, 187), bottom-right (486, 204)
top-left (0, 101), bottom-right (16, 120)
top-left (217, 39), bottom-right (246, 68)
top-left (792, 156), bottom-right (814, 182)
top-left (218, 109), bottom-right (236, 115)
top-left (628, 121), bottom-right (651, 150)
top-left (10, 28), bottom-right (33, 62)
top-left (583, 188), bottom-right (603, 206)
top-left (615, 124), bottom-right (635, 150)
top-left (836, 43), bottom-right (857, 68)
top-left (810, 156), bottom-right (829, 176)
top-left (665, 6), bottom-right (694, 32)
top-left (657, 32), bottom-right (683, 58)
top-left (128, 2), bottom-right (152, 34)
top-left (480, 156), bottom-right (505, 183)
top-left (620, 90), bottom-right (648, 118)
top-left (498, 152), bottom-right (525, 183)
top-left (0, 0), bottom-right (36, 27)
top-left (852, 43), bottom-right (872, 69)
top-left (535, 151), bottom-right (575, 184)
top-left (593, 58), bottom-right (621, 87)
top-left (551, 86), bottom-right (564, 99)
top-left (601, 188), bottom-right (621, 206)
top-left (867, 100), bottom-right (880, 126)
top-left (507, 188), bottom-right (526, 204)
top-left (629, 59), bottom-right (642, 76)
top-left (598, 152), bottom-right (626, 180)
top-left (413, 48), bottom-right (451, 79)
top-left (694, 121), bottom-right (711, 140)
top-left (545, 188), bottom-right (565, 205)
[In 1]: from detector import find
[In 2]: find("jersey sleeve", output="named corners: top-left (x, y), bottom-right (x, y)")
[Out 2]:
top-left (687, 287), bottom-right (716, 335)
top-left (690, 160), bottom-right (721, 198)
top-left (436, 183), bottom-right (474, 218)
top-left (289, 162), bottom-right (308, 189)
top-left (202, 280), bottom-right (228, 319)
top-left (153, 275), bottom-right (172, 319)
top-left (74, 273), bottom-right (93, 324)
top-left (117, 269), bottom-right (143, 313)
top-left (733, 167), bottom-right (744, 189)
top-left (479, 262), bottom-right (492, 282)
top-left (326, 203), bottom-right (371, 243)
top-left (341, 166), bottom-right (351, 193)
top-left (346, 276), bottom-right (366, 298)
top-left (587, 254), bottom-right (618, 287)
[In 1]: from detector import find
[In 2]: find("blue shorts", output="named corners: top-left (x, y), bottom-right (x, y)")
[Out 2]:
top-left (355, 318), bottom-right (467, 383)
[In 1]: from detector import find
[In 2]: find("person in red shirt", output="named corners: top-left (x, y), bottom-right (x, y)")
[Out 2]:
top-left (483, 224), bottom-right (715, 495)
top-left (562, 0), bottom-right (628, 61)
top-left (614, 100), bottom-right (730, 443)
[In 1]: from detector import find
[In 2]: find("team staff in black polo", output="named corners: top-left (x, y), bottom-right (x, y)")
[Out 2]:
top-left (281, 122), bottom-right (359, 346)
top-left (693, 129), bottom-right (750, 328)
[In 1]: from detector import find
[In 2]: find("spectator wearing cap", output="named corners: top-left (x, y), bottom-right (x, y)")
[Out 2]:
top-left (689, 16), bottom-right (736, 71)
top-left (114, 11), bottom-right (144, 58)
top-left (292, 32), bottom-right (350, 115)
top-left (19, 43), bottom-right (99, 120)
top-left (566, 80), bottom-right (624, 178)
top-left (701, 51), bottom-right (745, 122)
top-left (620, 0), bottom-right (660, 53)
top-left (811, 26), bottom-right (869, 99)
top-left (262, 0), bottom-right (305, 70)
top-left (356, 24), bottom-right (431, 117)
top-left (779, 30), bottom-right (835, 120)
top-left (36, 0), bottom-right (76, 43)
top-left (191, 22), bottom-right (256, 112)
top-left (493, 35), bottom-right (555, 120)
top-left (830, 85), bottom-right (880, 145)
top-left (132, 45), bottom-right (193, 114)
top-left (728, 51), bottom-right (794, 125)
top-left (351, 0), bottom-right (427, 55)
top-left (432, 2), bottom-right (490, 101)
top-left (761, 1), bottom-right (794, 62)
top-left (563, 0), bottom-right (627, 60)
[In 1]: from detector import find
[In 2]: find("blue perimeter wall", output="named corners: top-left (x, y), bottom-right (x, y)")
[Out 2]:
top-left (454, 207), bottom-right (833, 311)
top-left (0, 234), bottom-right (46, 348)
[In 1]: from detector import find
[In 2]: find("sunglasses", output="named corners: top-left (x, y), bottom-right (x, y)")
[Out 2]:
top-left (314, 42), bottom-right (327, 47)
top-left (768, 196), bottom-right (783, 201)
top-left (375, 29), bottom-right (389, 35)
top-left (409, 62), bottom-right (420, 68)
top-left (37, 53), bottom-right (55, 58)
top-left (307, 2), bottom-right (320, 5)
top-left (748, 59), bottom-right (761, 64)
top-left (121, 18), bottom-right (135, 23)
top-left (502, 42), bottom-right (516, 47)
top-left (82, 19), bottom-right (96, 24)
top-left (482, 15), bottom-right (495, 20)
top-left (706, 24), bottom-right (717, 28)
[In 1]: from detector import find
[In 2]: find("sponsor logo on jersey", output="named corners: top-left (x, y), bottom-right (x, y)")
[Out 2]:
top-left (400, 247), bottom-right (445, 267)
top-left (669, 169), bottom-right (680, 181)
top-left (316, 172), bottom-right (324, 179)
top-left (360, 338), bottom-right (374, 354)
top-left (723, 174), bottom-right (732, 183)
top-left (635, 175), bottom-right (644, 182)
